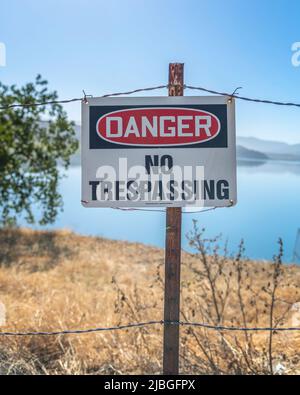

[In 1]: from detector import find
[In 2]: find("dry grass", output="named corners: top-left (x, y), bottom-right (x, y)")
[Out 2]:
top-left (0, 226), bottom-right (300, 375)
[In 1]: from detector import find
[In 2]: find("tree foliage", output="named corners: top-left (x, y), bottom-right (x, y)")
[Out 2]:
top-left (0, 75), bottom-right (78, 225)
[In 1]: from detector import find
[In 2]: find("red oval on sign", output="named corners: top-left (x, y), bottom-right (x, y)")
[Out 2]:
top-left (96, 107), bottom-right (221, 146)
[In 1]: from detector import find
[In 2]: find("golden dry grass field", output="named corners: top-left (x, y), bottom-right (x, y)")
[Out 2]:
top-left (0, 227), bottom-right (300, 375)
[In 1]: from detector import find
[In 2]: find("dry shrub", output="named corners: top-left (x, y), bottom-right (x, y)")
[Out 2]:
top-left (180, 220), bottom-right (300, 374)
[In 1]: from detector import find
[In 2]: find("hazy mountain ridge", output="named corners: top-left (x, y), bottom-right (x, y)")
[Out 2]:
top-left (237, 137), bottom-right (300, 161)
top-left (236, 145), bottom-right (268, 160)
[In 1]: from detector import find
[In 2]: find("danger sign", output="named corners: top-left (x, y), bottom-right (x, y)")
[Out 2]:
top-left (96, 108), bottom-right (220, 146)
top-left (81, 96), bottom-right (237, 208)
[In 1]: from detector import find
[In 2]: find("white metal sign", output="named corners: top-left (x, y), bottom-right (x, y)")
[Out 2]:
top-left (81, 96), bottom-right (236, 208)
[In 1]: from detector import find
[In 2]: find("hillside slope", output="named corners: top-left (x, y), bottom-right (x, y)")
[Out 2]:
top-left (0, 228), bottom-right (300, 375)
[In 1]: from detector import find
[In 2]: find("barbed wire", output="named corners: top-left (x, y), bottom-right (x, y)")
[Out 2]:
top-left (184, 85), bottom-right (300, 108)
top-left (1, 320), bottom-right (300, 336)
top-left (2, 84), bottom-right (299, 343)
top-left (0, 85), bottom-right (168, 110)
top-left (1, 83), bottom-right (300, 110)
top-left (0, 321), bottom-right (161, 336)
top-left (101, 85), bottom-right (168, 98)
top-left (0, 97), bottom-right (83, 110)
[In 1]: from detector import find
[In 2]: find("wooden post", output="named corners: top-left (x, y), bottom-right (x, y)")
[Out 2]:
top-left (163, 63), bottom-right (184, 375)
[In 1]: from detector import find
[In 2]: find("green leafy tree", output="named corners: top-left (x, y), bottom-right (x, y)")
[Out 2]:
top-left (0, 75), bottom-right (78, 225)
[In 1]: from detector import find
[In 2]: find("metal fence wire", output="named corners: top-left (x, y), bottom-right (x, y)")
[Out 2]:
top-left (1, 83), bottom-right (300, 336)
top-left (1, 83), bottom-right (300, 110)
top-left (1, 320), bottom-right (300, 336)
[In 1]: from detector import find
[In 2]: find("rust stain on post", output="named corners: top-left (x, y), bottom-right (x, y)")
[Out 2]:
top-left (163, 63), bottom-right (184, 375)
top-left (168, 63), bottom-right (184, 96)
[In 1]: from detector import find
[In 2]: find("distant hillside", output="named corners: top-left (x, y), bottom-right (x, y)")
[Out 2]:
top-left (236, 145), bottom-right (268, 160)
top-left (1, 228), bottom-right (300, 374)
top-left (237, 137), bottom-right (300, 161)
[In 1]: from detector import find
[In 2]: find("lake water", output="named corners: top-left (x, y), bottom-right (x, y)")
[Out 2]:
top-left (24, 160), bottom-right (300, 263)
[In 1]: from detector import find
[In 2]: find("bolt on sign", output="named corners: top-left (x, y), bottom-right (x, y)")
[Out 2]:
top-left (81, 96), bottom-right (237, 208)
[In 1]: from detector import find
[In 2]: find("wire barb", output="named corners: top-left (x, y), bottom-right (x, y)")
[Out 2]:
top-left (231, 87), bottom-right (243, 97)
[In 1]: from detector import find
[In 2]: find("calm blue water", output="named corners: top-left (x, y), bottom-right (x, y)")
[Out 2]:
top-left (24, 160), bottom-right (300, 262)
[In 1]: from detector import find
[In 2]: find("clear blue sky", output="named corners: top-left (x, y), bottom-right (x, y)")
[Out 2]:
top-left (1, 0), bottom-right (300, 143)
